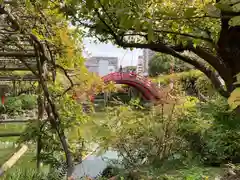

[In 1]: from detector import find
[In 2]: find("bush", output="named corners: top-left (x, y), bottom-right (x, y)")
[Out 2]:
top-left (2, 168), bottom-right (64, 180)
top-left (152, 70), bottom-right (215, 97)
top-left (178, 96), bottom-right (240, 166)
top-left (0, 95), bottom-right (37, 115)
top-left (18, 94), bottom-right (37, 110)
top-left (85, 95), bottom-right (234, 179)
top-left (4, 97), bottom-right (23, 114)
top-left (88, 101), bottom-right (188, 169)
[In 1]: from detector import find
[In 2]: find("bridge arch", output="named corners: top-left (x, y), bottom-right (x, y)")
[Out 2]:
top-left (102, 72), bottom-right (160, 101)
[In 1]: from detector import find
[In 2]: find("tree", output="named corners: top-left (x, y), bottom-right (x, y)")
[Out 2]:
top-left (148, 53), bottom-right (192, 76)
top-left (123, 66), bottom-right (137, 72)
top-left (62, 0), bottom-right (240, 97)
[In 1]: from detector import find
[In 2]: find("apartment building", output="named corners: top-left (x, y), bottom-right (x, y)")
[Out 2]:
top-left (143, 49), bottom-right (156, 73)
top-left (137, 56), bottom-right (144, 75)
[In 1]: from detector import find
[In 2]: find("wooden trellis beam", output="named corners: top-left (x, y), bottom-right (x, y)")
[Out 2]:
top-left (0, 67), bottom-right (36, 71)
top-left (0, 144), bottom-right (28, 176)
top-left (0, 52), bottom-right (35, 57)
top-left (0, 75), bottom-right (38, 81)
top-left (0, 133), bottom-right (22, 137)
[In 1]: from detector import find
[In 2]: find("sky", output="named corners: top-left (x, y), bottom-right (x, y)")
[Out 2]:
top-left (83, 38), bottom-right (142, 67)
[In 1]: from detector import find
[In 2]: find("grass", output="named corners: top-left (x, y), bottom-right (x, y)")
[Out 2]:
top-left (0, 145), bottom-right (37, 179)
top-left (0, 123), bottom-right (26, 142)
top-left (0, 122), bottom-right (37, 178)
top-left (157, 166), bottom-right (222, 179)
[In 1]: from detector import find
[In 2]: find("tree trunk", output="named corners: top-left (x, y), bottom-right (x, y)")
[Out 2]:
top-left (36, 83), bottom-right (44, 170)
top-left (31, 38), bottom-right (74, 179)
top-left (217, 11), bottom-right (240, 93)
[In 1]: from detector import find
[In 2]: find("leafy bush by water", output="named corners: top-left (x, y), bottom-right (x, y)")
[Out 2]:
top-left (178, 96), bottom-right (240, 166)
top-left (88, 100), bottom-right (188, 170)
top-left (86, 95), bottom-right (239, 179)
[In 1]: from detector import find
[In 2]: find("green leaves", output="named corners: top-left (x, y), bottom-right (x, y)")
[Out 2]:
top-left (216, 0), bottom-right (240, 13)
top-left (219, 0), bottom-right (240, 4)
top-left (232, 2), bottom-right (240, 12)
top-left (147, 22), bottom-right (154, 42)
top-left (86, 0), bottom-right (94, 10)
top-left (227, 2), bottom-right (240, 26)
top-left (133, 19), bottom-right (141, 31)
top-left (204, 4), bottom-right (220, 17)
top-left (119, 14), bottom-right (129, 28)
top-left (229, 16), bottom-right (240, 26)
top-left (184, 7), bottom-right (197, 17)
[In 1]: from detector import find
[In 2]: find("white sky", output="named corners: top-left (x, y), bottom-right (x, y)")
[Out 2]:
top-left (83, 38), bottom-right (142, 67)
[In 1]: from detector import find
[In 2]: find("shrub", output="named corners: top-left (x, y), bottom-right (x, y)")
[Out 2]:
top-left (0, 95), bottom-right (37, 115)
top-left (88, 101), bottom-right (188, 169)
top-left (18, 94), bottom-right (37, 110)
top-left (2, 169), bottom-right (46, 180)
top-left (178, 96), bottom-right (240, 166)
top-left (2, 168), bottom-right (64, 180)
top-left (4, 97), bottom-right (23, 114)
top-left (152, 70), bottom-right (215, 98)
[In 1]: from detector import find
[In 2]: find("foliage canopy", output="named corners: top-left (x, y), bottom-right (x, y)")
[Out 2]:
top-left (62, 0), bottom-right (240, 98)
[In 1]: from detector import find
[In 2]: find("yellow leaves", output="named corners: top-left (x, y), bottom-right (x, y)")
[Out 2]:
top-left (31, 29), bottom-right (45, 40)
top-left (228, 88), bottom-right (240, 110)
top-left (104, 81), bottom-right (117, 93)
top-left (53, 26), bottom-right (85, 69)
top-left (228, 73), bottom-right (240, 110)
top-left (182, 96), bottom-right (199, 108)
top-left (229, 16), bottom-right (240, 27)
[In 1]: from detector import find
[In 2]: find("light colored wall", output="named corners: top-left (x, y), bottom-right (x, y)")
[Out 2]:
top-left (85, 56), bottom-right (118, 76)
top-left (98, 60), bottom-right (109, 76)
top-left (108, 65), bottom-right (116, 73)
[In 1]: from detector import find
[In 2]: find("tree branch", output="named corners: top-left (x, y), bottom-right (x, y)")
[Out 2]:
top-left (92, 3), bottom-right (214, 44)
top-left (171, 42), bottom-right (233, 91)
top-left (114, 41), bottom-right (229, 97)
top-left (92, 9), bottom-right (229, 96)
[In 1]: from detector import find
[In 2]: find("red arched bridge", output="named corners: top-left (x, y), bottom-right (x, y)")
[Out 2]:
top-left (102, 72), bottom-right (160, 101)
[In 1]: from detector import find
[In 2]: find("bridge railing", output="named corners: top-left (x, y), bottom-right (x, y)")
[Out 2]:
top-left (103, 72), bottom-right (155, 88)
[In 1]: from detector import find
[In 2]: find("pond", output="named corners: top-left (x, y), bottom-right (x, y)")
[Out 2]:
top-left (73, 151), bottom-right (119, 179)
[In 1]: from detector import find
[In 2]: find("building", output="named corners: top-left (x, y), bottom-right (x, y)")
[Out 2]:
top-left (143, 49), bottom-right (156, 73)
top-left (85, 56), bottom-right (118, 76)
top-left (137, 56), bottom-right (143, 75)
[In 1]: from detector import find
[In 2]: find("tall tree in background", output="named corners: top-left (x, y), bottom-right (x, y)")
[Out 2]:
top-left (62, 0), bottom-right (240, 97)
top-left (148, 53), bottom-right (192, 77)
top-left (123, 66), bottom-right (137, 72)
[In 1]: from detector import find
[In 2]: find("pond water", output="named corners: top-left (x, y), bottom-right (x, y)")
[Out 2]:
top-left (73, 151), bottom-right (119, 179)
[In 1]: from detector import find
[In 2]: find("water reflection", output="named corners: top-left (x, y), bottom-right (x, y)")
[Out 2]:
top-left (73, 151), bottom-right (119, 179)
